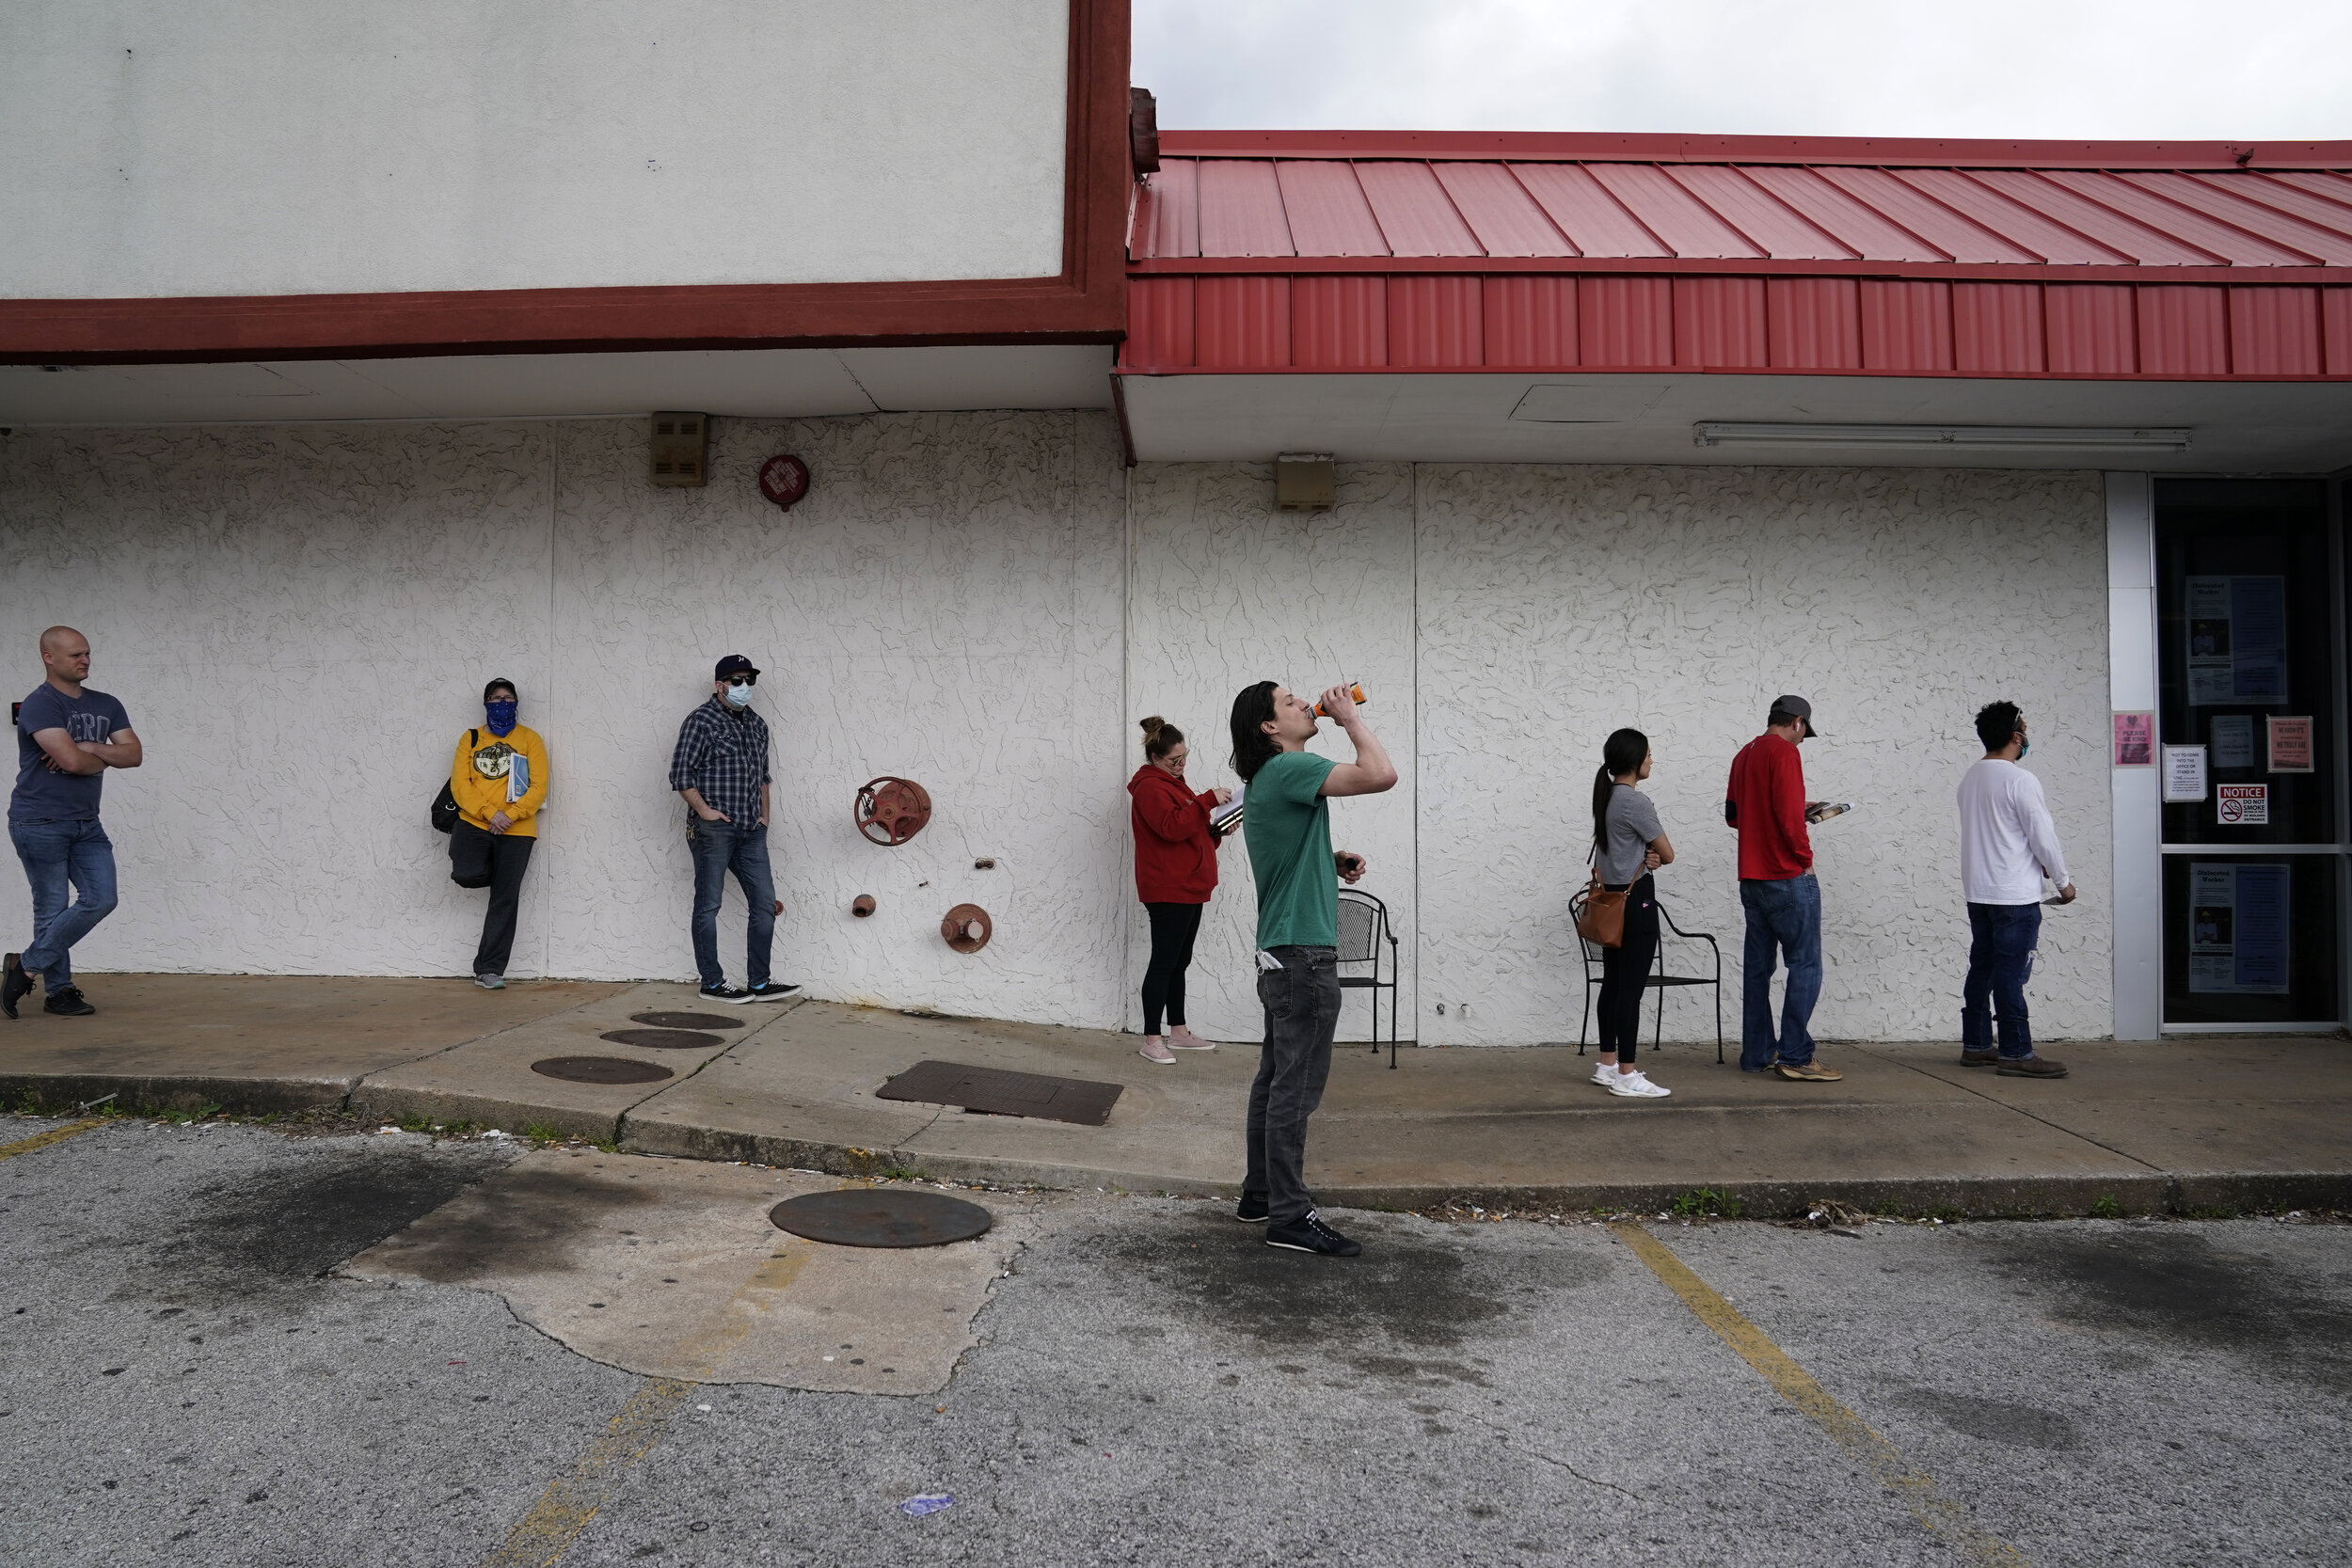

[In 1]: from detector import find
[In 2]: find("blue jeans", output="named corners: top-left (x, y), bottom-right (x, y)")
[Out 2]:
top-left (1740, 873), bottom-right (1821, 1069)
top-left (687, 818), bottom-right (775, 990)
top-left (10, 818), bottom-right (119, 990)
top-left (1963, 902), bottom-right (2042, 1059)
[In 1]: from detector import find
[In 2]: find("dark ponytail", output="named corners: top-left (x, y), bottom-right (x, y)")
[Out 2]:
top-left (1229, 681), bottom-right (1280, 783)
top-left (1592, 727), bottom-right (1650, 854)
top-left (1139, 715), bottom-right (1184, 759)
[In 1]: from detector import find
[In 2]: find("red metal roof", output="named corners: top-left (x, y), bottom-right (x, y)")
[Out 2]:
top-left (1124, 135), bottom-right (2352, 380)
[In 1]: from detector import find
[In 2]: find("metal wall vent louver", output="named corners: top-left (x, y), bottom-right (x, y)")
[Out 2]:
top-left (649, 412), bottom-right (709, 487)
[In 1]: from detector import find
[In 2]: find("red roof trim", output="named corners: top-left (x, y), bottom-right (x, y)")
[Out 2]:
top-left (1130, 257), bottom-right (2352, 285)
top-left (1160, 131), bottom-right (2352, 170)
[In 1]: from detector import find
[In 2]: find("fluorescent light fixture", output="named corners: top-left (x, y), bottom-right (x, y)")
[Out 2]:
top-left (1692, 421), bottom-right (2192, 451)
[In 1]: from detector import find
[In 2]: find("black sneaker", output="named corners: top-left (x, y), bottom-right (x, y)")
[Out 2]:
top-left (1233, 1194), bottom-right (1270, 1224)
top-left (43, 986), bottom-right (95, 1018)
top-left (1266, 1212), bottom-right (1360, 1257)
top-left (1, 953), bottom-right (28, 1020)
top-left (1960, 1048), bottom-right (1998, 1067)
top-left (699, 983), bottom-right (755, 1006)
top-left (744, 981), bottom-right (803, 1003)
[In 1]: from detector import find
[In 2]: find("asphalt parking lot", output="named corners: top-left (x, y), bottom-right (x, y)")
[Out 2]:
top-left (3, 1113), bottom-right (2346, 1567)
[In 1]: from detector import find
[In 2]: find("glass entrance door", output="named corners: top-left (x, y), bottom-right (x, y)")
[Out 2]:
top-left (2153, 479), bottom-right (2339, 1026)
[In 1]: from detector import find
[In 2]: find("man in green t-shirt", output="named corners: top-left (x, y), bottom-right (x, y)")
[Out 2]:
top-left (1226, 680), bottom-right (1397, 1257)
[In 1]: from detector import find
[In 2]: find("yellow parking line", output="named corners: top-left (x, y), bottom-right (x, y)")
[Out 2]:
top-left (476, 1237), bottom-right (817, 1568)
top-left (1610, 1223), bottom-right (2028, 1567)
top-left (0, 1117), bottom-right (106, 1164)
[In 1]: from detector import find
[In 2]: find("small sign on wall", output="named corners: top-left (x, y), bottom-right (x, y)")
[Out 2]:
top-left (2217, 783), bottom-right (2269, 825)
top-left (2111, 712), bottom-right (2154, 767)
top-left (2267, 715), bottom-right (2314, 773)
top-left (2163, 744), bottom-right (2208, 802)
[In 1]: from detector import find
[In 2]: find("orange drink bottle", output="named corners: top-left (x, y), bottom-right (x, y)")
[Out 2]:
top-left (1313, 683), bottom-right (1369, 718)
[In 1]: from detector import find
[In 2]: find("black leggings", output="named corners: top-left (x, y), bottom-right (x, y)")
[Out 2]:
top-left (1596, 875), bottom-right (1660, 1064)
top-left (1141, 901), bottom-right (1204, 1035)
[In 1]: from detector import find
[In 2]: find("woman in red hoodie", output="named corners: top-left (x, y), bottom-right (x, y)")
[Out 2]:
top-left (1128, 716), bottom-right (1231, 1065)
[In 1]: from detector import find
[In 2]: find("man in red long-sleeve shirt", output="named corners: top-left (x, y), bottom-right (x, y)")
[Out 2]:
top-left (1724, 696), bottom-right (1841, 1082)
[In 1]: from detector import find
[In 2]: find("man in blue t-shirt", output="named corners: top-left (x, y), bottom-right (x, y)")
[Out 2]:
top-left (1226, 680), bottom-right (1396, 1258)
top-left (5, 626), bottom-right (142, 1019)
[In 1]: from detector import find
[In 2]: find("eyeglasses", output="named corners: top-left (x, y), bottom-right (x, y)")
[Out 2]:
top-left (724, 675), bottom-right (756, 688)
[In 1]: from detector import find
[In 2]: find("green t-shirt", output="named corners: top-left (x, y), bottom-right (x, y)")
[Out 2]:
top-left (1244, 750), bottom-right (1338, 949)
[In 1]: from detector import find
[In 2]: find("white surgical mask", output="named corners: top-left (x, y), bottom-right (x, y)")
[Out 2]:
top-left (724, 684), bottom-right (755, 708)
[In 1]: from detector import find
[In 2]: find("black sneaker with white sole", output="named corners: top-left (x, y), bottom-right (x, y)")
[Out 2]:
top-left (699, 983), bottom-right (755, 1006)
top-left (745, 981), bottom-right (803, 1003)
top-left (1233, 1194), bottom-right (1270, 1224)
top-left (1265, 1212), bottom-right (1360, 1257)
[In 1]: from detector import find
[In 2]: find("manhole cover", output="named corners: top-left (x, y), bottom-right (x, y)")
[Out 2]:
top-left (628, 1011), bottom-right (746, 1030)
top-left (770, 1189), bottom-right (993, 1248)
top-left (600, 1028), bottom-right (724, 1051)
top-left (530, 1056), bottom-right (675, 1085)
top-left (875, 1060), bottom-right (1122, 1126)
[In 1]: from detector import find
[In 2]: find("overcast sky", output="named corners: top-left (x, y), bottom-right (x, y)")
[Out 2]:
top-left (1132, 1), bottom-right (2352, 141)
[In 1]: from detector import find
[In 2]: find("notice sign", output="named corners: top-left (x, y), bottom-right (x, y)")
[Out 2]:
top-left (2111, 712), bottom-right (2154, 767)
top-left (2187, 575), bottom-right (2289, 706)
top-left (2163, 745), bottom-right (2208, 802)
top-left (2189, 862), bottom-right (2290, 994)
top-left (2217, 784), bottom-right (2269, 825)
top-left (2268, 715), bottom-right (2314, 773)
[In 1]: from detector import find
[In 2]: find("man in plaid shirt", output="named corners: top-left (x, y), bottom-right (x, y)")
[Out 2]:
top-left (670, 654), bottom-right (800, 1004)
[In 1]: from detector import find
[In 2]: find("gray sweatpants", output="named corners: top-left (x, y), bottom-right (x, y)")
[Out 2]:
top-left (1245, 944), bottom-right (1342, 1226)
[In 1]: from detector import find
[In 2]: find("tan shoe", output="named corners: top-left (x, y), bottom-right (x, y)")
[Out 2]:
top-left (1773, 1060), bottom-right (1844, 1082)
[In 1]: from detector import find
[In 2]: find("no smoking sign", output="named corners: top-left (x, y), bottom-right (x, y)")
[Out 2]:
top-left (2217, 784), bottom-right (2269, 825)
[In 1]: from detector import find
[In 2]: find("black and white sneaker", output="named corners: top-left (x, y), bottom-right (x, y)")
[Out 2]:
top-left (1233, 1194), bottom-right (1270, 1224)
top-left (744, 981), bottom-right (803, 1003)
top-left (699, 983), bottom-right (755, 1006)
top-left (1, 953), bottom-right (29, 1020)
top-left (42, 986), bottom-right (95, 1018)
top-left (1265, 1211), bottom-right (1360, 1257)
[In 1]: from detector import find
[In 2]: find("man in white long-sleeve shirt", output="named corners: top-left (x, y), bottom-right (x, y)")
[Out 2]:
top-left (1956, 702), bottom-right (2077, 1078)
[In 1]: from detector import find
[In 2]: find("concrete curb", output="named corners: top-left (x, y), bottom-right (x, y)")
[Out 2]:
top-left (10, 1069), bottom-right (2349, 1220)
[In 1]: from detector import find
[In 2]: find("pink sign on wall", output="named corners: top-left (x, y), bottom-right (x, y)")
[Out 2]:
top-left (2112, 711), bottom-right (2154, 768)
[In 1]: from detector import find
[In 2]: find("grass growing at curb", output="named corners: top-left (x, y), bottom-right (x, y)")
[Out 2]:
top-left (1670, 1186), bottom-right (1744, 1220)
top-left (2090, 1195), bottom-right (2125, 1219)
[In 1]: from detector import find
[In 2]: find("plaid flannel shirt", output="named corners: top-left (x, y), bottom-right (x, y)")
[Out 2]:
top-left (669, 696), bottom-right (771, 825)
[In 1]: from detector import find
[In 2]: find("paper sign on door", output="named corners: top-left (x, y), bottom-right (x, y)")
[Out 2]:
top-left (2217, 784), bottom-right (2269, 825)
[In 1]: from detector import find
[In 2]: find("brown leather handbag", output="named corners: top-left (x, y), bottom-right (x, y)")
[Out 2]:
top-left (1573, 869), bottom-right (1627, 948)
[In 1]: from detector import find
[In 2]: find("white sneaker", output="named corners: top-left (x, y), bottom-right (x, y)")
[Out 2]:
top-left (1608, 1069), bottom-right (1671, 1099)
top-left (1591, 1062), bottom-right (1620, 1085)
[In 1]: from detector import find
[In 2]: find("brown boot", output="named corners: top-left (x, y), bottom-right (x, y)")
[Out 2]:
top-left (1996, 1054), bottom-right (2069, 1078)
top-left (1960, 1048), bottom-right (1998, 1067)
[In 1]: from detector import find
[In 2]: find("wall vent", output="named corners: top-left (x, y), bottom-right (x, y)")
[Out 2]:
top-left (649, 412), bottom-right (709, 487)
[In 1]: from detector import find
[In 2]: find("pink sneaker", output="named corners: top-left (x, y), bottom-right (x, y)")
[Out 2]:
top-left (1138, 1037), bottom-right (1176, 1064)
top-left (1168, 1030), bottom-right (1216, 1051)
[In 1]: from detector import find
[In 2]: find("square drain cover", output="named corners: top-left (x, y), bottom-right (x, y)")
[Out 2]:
top-left (875, 1060), bottom-right (1122, 1126)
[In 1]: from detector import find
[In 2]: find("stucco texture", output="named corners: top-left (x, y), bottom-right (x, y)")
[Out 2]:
top-left (1413, 464), bottom-right (2113, 1046)
top-left (4, 0), bottom-right (1068, 298)
top-left (0, 413), bottom-right (1130, 1029)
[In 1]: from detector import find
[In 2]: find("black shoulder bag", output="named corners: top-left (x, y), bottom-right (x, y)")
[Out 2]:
top-left (431, 730), bottom-right (474, 834)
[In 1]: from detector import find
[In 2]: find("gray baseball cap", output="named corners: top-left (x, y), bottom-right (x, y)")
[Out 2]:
top-left (1772, 694), bottom-right (1824, 736)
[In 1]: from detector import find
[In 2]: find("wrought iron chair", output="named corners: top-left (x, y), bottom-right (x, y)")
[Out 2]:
top-left (1577, 894), bottom-right (1724, 1064)
top-left (1336, 888), bottom-right (1403, 1069)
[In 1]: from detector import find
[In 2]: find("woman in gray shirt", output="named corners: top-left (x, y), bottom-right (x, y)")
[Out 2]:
top-left (1591, 727), bottom-right (1676, 1098)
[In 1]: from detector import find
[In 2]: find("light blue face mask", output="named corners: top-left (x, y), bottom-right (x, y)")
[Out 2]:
top-left (724, 683), bottom-right (755, 708)
top-left (2019, 736), bottom-right (2030, 760)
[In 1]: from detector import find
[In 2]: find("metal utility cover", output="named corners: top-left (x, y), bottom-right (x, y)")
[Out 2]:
top-left (770, 1189), bottom-right (993, 1248)
top-left (875, 1060), bottom-right (1122, 1126)
top-left (531, 1055), bottom-right (674, 1085)
top-left (599, 1028), bottom-right (724, 1051)
top-left (629, 1011), bottom-right (745, 1030)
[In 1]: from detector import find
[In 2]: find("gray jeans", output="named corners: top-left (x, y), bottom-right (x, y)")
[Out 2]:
top-left (1246, 945), bottom-right (1342, 1225)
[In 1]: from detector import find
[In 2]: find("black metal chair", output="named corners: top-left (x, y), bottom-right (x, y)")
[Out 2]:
top-left (1577, 894), bottom-right (1724, 1064)
top-left (1337, 888), bottom-right (1403, 1069)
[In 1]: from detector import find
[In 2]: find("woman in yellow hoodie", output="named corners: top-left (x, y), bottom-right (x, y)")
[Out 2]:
top-left (449, 678), bottom-right (549, 989)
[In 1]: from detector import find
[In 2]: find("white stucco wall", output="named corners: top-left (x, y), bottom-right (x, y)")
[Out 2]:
top-left (3, 0), bottom-right (1069, 298)
top-left (0, 425), bottom-right (2113, 1042)
top-left (0, 413), bottom-right (1131, 1028)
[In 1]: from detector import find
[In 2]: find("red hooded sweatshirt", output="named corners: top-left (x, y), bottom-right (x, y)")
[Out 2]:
top-left (1128, 764), bottom-right (1223, 903)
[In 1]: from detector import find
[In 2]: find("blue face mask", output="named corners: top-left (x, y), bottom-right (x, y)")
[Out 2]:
top-left (485, 699), bottom-right (518, 736)
top-left (2018, 736), bottom-right (2030, 760)
top-left (724, 683), bottom-right (755, 708)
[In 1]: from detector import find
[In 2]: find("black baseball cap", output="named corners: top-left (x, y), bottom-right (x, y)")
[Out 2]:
top-left (714, 654), bottom-right (761, 682)
top-left (1772, 694), bottom-right (1823, 736)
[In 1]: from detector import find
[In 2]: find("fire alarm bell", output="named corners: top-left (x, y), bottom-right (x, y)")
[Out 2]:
top-left (759, 454), bottom-right (811, 511)
top-left (649, 413), bottom-right (709, 487)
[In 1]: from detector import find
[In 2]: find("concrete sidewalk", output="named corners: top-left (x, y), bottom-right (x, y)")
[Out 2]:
top-left (4, 974), bottom-right (2348, 1217)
